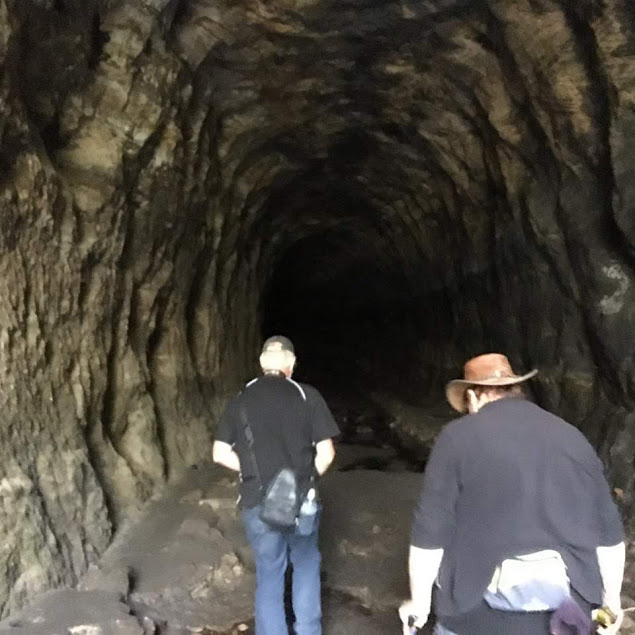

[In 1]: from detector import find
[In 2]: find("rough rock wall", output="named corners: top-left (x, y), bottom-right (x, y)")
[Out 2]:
top-left (0, 0), bottom-right (257, 614)
top-left (0, 0), bottom-right (634, 616)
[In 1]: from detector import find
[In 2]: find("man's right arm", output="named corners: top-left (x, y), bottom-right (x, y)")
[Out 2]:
top-left (401, 429), bottom-right (458, 631)
top-left (213, 397), bottom-right (241, 472)
top-left (399, 545), bottom-right (444, 633)
top-left (212, 440), bottom-right (241, 472)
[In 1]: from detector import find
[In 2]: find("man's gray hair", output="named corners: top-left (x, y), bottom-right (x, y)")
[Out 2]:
top-left (259, 349), bottom-right (296, 372)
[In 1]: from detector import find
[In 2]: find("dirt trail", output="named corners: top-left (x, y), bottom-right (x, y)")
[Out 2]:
top-left (0, 443), bottom-right (633, 634)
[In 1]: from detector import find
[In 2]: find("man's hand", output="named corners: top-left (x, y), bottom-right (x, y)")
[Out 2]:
top-left (399, 599), bottom-right (430, 634)
top-left (403, 546), bottom-right (443, 634)
top-left (212, 440), bottom-right (241, 472)
top-left (596, 608), bottom-right (624, 634)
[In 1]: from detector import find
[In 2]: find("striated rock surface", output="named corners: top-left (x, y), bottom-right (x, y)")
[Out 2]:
top-left (0, 461), bottom-right (427, 635)
top-left (0, 589), bottom-right (143, 635)
top-left (0, 0), bottom-right (634, 615)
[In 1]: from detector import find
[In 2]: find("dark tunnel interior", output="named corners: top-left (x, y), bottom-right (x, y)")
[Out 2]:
top-left (262, 226), bottom-right (419, 401)
top-left (256, 134), bottom-right (536, 426)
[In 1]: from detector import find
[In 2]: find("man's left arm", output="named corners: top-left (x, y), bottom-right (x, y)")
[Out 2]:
top-left (307, 388), bottom-right (340, 475)
top-left (314, 438), bottom-right (335, 475)
top-left (590, 450), bottom-right (626, 633)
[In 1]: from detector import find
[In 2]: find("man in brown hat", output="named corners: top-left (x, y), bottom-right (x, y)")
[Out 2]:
top-left (399, 353), bottom-right (625, 635)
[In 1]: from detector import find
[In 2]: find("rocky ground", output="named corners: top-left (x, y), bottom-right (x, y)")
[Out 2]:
top-left (0, 439), bottom-right (633, 635)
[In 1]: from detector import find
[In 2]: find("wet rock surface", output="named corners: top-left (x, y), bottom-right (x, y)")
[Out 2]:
top-left (0, 590), bottom-right (143, 635)
top-left (0, 464), bottom-right (255, 635)
top-left (320, 470), bottom-right (418, 612)
top-left (0, 450), bottom-right (420, 634)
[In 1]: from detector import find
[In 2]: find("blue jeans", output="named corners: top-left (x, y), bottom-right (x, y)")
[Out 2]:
top-left (433, 624), bottom-right (457, 635)
top-left (242, 505), bottom-right (322, 635)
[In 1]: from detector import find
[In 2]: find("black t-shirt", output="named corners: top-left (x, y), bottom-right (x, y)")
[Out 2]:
top-left (216, 373), bottom-right (340, 509)
top-left (410, 398), bottom-right (624, 622)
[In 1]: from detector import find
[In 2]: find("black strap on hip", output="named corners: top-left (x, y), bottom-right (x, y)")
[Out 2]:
top-left (240, 403), bottom-right (264, 493)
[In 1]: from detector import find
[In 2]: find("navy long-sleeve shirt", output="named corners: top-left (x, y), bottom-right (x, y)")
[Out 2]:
top-left (411, 397), bottom-right (624, 619)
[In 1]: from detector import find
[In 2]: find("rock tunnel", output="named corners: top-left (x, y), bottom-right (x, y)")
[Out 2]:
top-left (0, 0), bottom-right (634, 620)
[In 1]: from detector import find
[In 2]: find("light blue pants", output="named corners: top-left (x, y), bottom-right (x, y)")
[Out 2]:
top-left (242, 505), bottom-right (322, 635)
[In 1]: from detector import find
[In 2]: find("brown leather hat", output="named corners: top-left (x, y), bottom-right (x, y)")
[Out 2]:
top-left (446, 353), bottom-right (537, 413)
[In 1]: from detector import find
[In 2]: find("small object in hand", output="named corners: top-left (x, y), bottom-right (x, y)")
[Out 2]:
top-left (408, 615), bottom-right (420, 634)
top-left (592, 606), bottom-right (617, 627)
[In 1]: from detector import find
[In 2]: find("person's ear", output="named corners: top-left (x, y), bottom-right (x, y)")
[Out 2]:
top-left (466, 389), bottom-right (479, 413)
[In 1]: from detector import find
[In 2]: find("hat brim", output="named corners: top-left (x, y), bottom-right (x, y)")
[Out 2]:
top-left (445, 369), bottom-right (538, 413)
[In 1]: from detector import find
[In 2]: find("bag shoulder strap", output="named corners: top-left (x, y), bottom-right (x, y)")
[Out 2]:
top-left (240, 403), bottom-right (264, 493)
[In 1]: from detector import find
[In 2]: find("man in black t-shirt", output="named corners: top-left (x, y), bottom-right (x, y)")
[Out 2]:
top-left (213, 336), bottom-right (339, 635)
